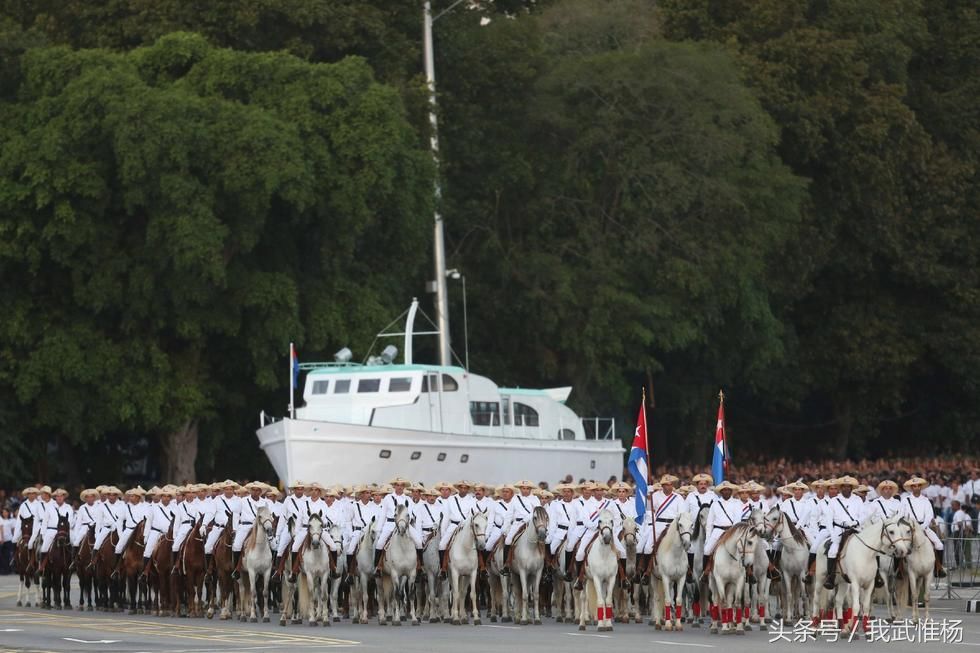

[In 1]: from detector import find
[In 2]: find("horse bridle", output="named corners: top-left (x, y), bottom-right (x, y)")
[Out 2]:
top-left (722, 526), bottom-right (755, 566)
top-left (674, 519), bottom-right (694, 545)
top-left (853, 518), bottom-right (912, 556)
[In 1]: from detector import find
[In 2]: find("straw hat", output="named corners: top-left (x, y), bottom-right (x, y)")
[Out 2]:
top-left (422, 487), bottom-right (439, 497)
top-left (577, 481), bottom-right (596, 491)
top-left (322, 487), bottom-right (339, 498)
top-left (531, 488), bottom-right (544, 497)
top-left (514, 480), bottom-right (535, 490)
top-left (854, 484), bottom-right (870, 494)
top-left (692, 473), bottom-right (713, 484)
top-left (390, 477), bottom-right (411, 487)
top-left (80, 488), bottom-right (98, 500)
top-left (594, 482), bottom-right (610, 492)
top-left (611, 481), bottom-right (632, 492)
top-left (678, 485), bottom-right (695, 496)
top-left (266, 487), bottom-right (282, 498)
top-left (498, 484), bottom-right (515, 494)
top-left (474, 482), bottom-right (491, 491)
top-left (540, 490), bottom-right (554, 500)
top-left (308, 482), bottom-right (324, 491)
top-left (244, 481), bottom-right (265, 491)
top-left (714, 480), bottom-right (739, 493)
top-left (160, 485), bottom-right (177, 496)
top-left (39, 485), bottom-right (52, 495)
top-left (289, 480), bottom-right (307, 490)
top-left (455, 480), bottom-right (473, 489)
top-left (660, 474), bottom-right (679, 486)
top-left (648, 482), bottom-right (662, 493)
top-left (837, 476), bottom-right (859, 488)
top-left (877, 480), bottom-right (899, 493)
top-left (95, 485), bottom-right (108, 494)
top-left (23, 487), bottom-right (39, 496)
top-left (147, 486), bottom-right (161, 496)
top-left (903, 476), bottom-right (928, 490)
top-left (433, 481), bottom-right (454, 491)
top-left (53, 488), bottom-right (69, 497)
top-left (787, 481), bottom-right (808, 492)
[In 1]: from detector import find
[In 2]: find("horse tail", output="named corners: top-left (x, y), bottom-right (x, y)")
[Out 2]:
top-left (298, 571), bottom-right (310, 617)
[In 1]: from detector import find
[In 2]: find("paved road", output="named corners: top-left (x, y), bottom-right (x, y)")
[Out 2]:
top-left (0, 576), bottom-right (976, 652)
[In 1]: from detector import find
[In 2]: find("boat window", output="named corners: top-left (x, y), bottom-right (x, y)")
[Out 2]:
top-left (514, 402), bottom-right (540, 427)
top-left (334, 380), bottom-right (351, 394)
top-left (437, 452), bottom-right (447, 461)
top-left (442, 374), bottom-right (458, 392)
top-left (501, 396), bottom-right (511, 425)
top-left (470, 401), bottom-right (500, 426)
top-left (358, 378), bottom-right (381, 393)
top-left (559, 428), bottom-right (576, 441)
top-left (312, 380), bottom-right (330, 395)
top-left (421, 374), bottom-right (437, 392)
top-left (389, 377), bottom-right (412, 392)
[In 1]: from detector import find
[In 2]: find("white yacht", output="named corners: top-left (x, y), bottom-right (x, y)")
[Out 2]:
top-left (256, 302), bottom-right (623, 486)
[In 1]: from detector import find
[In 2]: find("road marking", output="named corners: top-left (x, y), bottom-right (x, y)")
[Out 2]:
top-left (63, 638), bottom-right (120, 644)
top-left (564, 632), bottom-right (611, 638)
top-left (480, 624), bottom-right (522, 629)
top-left (0, 628), bottom-right (23, 632)
top-left (652, 641), bottom-right (715, 648)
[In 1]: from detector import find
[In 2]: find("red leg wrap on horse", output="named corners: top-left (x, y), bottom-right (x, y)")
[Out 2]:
top-left (665, 606), bottom-right (672, 621)
top-left (604, 606), bottom-right (613, 621)
top-left (758, 605), bottom-right (765, 618)
top-left (692, 602), bottom-right (701, 617)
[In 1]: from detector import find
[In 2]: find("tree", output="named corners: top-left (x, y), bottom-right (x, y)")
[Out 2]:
top-left (0, 33), bottom-right (432, 483)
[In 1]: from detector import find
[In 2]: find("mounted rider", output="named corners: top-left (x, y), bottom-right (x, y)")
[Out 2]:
top-left (69, 489), bottom-right (102, 569)
top-left (901, 476), bottom-right (947, 578)
top-left (112, 487), bottom-right (148, 578)
top-left (272, 480), bottom-right (309, 579)
top-left (373, 477), bottom-right (424, 576)
top-left (13, 487), bottom-right (41, 546)
top-left (439, 480), bottom-right (477, 578)
top-left (232, 482), bottom-right (270, 580)
top-left (289, 482), bottom-right (340, 582)
top-left (502, 480), bottom-right (543, 575)
top-left (204, 480), bottom-right (240, 577)
top-left (484, 484), bottom-right (513, 561)
top-left (141, 485), bottom-right (176, 577)
top-left (38, 489), bottom-right (73, 574)
top-left (700, 480), bottom-right (741, 579)
top-left (822, 476), bottom-right (864, 589)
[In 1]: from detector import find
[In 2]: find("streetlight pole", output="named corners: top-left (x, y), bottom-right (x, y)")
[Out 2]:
top-left (423, 1), bottom-right (452, 367)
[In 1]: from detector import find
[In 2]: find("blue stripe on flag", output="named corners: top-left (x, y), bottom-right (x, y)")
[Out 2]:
top-left (628, 447), bottom-right (647, 525)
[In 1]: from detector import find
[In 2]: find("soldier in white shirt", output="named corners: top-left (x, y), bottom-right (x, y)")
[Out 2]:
top-left (349, 485), bottom-right (380, 563)
top-left (686, 473), bottom-right (716, 572)
top-left (141, 486), bottom-right (176, 576)
top-left (171, 485), bottom-right (200, 556)
top-left (288, 483), bottom-right (341, 582)
top-left (13, 487), bottom-right (41, 546)
top-left (414, 487), bottom-right (442, 540)
top-left (323, 487), bottom-right (351, 557)
top-left (112, 487), bottom-right (149, 577)
top-left (26, 486), bottom-right (52, 552)
top-left (92, 487), bottom-right (124, 554)
top-left (548, 483), bottom-right (578, 575)
top-left (70, 489), bottom-right (103, 569)
top-left (373, 478), bottom-right (423, 576)
top-left (231, 482), bottom-right (269, 579)
top-left (901, 476), bottom-right (947, 578)
top-left (804, 479), bottom-right (832, 583)
top-left (700, 481), bottom-right (741, 579)
top-left (205, 480), bottom-right (241, 573)
top-left (273, 481), bottom-right (309, 577)
top-left (822, 477), bottom-right (865, 589)
top-left (502, 480), bottom-right (543, 575)
top-left (439, 481), bottom-right (478, 576)
top-left (38, 489), bottom-right (74, 573)
top-left (485, 484), bottom-right (513, 558)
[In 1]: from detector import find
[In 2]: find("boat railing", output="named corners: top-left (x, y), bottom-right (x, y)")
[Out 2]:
top-left (298, 362), bottom-right (362, 370)
top-left (581, 417), bottom-right (616, 440)
top-left (260, 410), bottom-right (280, 428)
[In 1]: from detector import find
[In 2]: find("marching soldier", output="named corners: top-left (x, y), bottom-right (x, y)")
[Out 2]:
top-left (232, 482), bottom-right (268, 580)
top-left (112, 487), bottom-right (148, 578)
top-left (205, 480), bottom-right (240, 575)
top-left (38, 489), bottom-right (73, 574)
top-left (141, 486), bottom-right (176, 577)
top-left (822, 477), bottom-right (863, 589)
top-left (439, 480), bottom-right (477, 578)
top-left (701, 480), bottom-right (741, 579)
top-left (70, 489), bottom-right (103, 570)
top-left (502, 480), bottom-right (542, 575)
top-left (901, 477), bottom-right (947, 578)
top-left (373, 478), bottom-right (423, 576)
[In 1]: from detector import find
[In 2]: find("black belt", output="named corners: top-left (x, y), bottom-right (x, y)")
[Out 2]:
top-left (656, 518), bottom-right (673, 523)
top-left (494, 521), bottom-right (503, 528)
top-left (387, 518), bottom-right (394, 522)
top-left (123, 525), bottom-right (135, 530)
top-left (182, 520), bottom-right (194, 525)
top-left (557, 525), bottom-right (568, 530)
top-left (576, 521), bottom-right (583, 526)
top-left (450, 519), bottom-right (461, 525)
top-left (833, 522), bottom-right (856, 529)
top-left (422, 527), bottom-right (433, 532)
top-left (713, 525), bottom-right (730, 530)
top-left (819, 526), bottom-right (826, 530)
top-left (47, 526), bottom-right (58, 530)
top-left (152, 527), bottom-right (164, 533)
top-left (240, 521), bottom-right (253, 526)
top-left (353, 526), bottom-right (363, 531)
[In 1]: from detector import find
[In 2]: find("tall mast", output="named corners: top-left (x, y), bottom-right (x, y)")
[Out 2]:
top-left (423, 1), bottom-right (451, 366)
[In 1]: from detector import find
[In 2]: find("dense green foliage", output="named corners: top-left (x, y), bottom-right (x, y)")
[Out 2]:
top-left (0, 0), bottom-right (975, 484)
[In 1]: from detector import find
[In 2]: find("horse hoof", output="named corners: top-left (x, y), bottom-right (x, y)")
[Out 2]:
top-left (578, 624), bottom-right (586, 631)
top-left (280, 620), bottom-right (286, 627)
top-left (759, 624), bottom-right (767, 632)
top-left (490, 615), bottom-right (498, 623)
top-left (263, 617), bottom-right (270, 623)
top-left (502, 616), bottom-right (512, 623)
top-left (249, 617), bottom-right (257, 623)
top-left (710, 626), bottom-right (719, 634)
top-left (292, 619), bottom-right (302, 625)
top-left (128, 609), bottom-right (136, 615)
top-left (665, 622), bottom-right (673, 632)
top-left (393, 620), bottom-right (402, 627)
top-left (323, 620), bottom-right (331, 627)
top-left (451, 619), bottom-right (460, 626)
top-left (692, 621), bottom-right (701, 628)
top-left (333, 616), bottom-right (340, 622)
top-left (556, 616), bottom-right (563, 623)
top-left (207, 611), bottom-right (214, 619)
top-left (309, 620), bottom-right (317, 627)
top-left (534, 619), bottom-right (542, 625)
top-left (379, 619), bottom-right (386, 626)
top-left (15, 601), bottom-right (21, 607)
top-left (473, 619), bottom-right (481, 626)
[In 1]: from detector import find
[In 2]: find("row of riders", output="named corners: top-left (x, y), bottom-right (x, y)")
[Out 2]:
top-left (11, 473), bottom-right (946, 635)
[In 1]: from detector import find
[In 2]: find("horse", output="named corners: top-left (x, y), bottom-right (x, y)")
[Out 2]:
top-left (685, 504), bottom-right (711, 627)
top-left (41, 513), bottom-right (73, 610)
top-left (175, 516), bottom-right (207, 618)
top-left (447, 512), bottom-right (488, 626)
top-left (552, 539), bottom-right (575, 623)
top-left (206, 517), bottom-right (236, 620)
top-left (118, 520), bottom-right (149, 614)
top-left (486, 537), bottom-right (512, 623)
top-left (651, 511), bottom-right (693, 632)
top-left (611, 517), bottom-right (640, 623)
top-left (577, 509), bottom-right (619, 632)
top-left (352, 516), bottom-right (378, 625)
top-left (895, 517), bottom-right (935, 624)
top-left (771, 508), bottom-right (810, 623)
top-left (742, 531), bottom-right (771, 631)
top-left (708, 522), bottom-right (759, 635)
top-left (240, 505), bottom-right (275, 624)
top-left (324, 520), bottom-right (347, 623)
top-left (418, 524), bottom-right (445, 623)
top-left (146, 519), bottom-right (175, 617)
top-left (378, 504), bottom-right (419, 626)
top-left (296, 513), bottom-right (334, 626)
top-left (75, 524), bottom-right (97, 611)
top-left (15, 516), bottom-right (40, 608)
top-left (93, 530), bottom-right (119, 610)
top-left (510, 506), bottom-right (549, 626)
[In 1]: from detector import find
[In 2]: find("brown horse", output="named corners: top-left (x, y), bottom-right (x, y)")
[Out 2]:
top-left (41, 513), bottom-right (72, 610)
top-left (175, 516), bottom-right (207, 618)
top-left (93, 529), bottom-right (119, 610)
top-left (75, 524), bottom-right (97, 611)
top-left (206, 519), bottom-right (237, 620)
top-left (118, 520), bottom-right (148, 614)
top-left (15, 516), bottom-right (40, 607)
top-left (145, 520), bottom-right (175, 616)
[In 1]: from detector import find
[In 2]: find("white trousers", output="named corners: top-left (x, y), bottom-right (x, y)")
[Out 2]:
top-left (94, 526), bottom-right (114, 552)
top-left (809, 528), bottom-right (832, 555)
top-left (374, 521), bottom-right (422, 550)
top-left (204, 522), bottom-right (230, 554)
top-left (71, 525), bottom-right (93, 548)
top-left (232, 523), bottom-right (254, 552)
top-left (144, 530), bottom-right (165, 558)
top-left (923, 526), bottom-right (944, 550)
top-left (703, 526), bottom-right (731, 555)
top-left (27, 525), bottom-right (42, 550)
top-left (549, 528), bottom-right (569, 555)
top-left (171, 522), bottom-right (194, 552)
top-left (40, 528), bottom-right (60, 553)
top-left (345, 528), bottom-right (366, 555)
top-left (292, 527), bottom-right (339, 553)
top-left (576, 526), bottom-right (626, 561)
top-left (505, 518), bottom-right (530, 545)
top-left (114, 526), bottom-right (137, 554)
top-left (486, 524), bottom-right (505, 550)
top-left (438, 521), bottom-right (462, 550)
top-left (276, 530), bottom-right (293, 557)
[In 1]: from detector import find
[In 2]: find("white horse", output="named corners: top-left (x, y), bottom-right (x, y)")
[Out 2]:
top-left (448, 512), bottom-right (488, 626)
top-left (772, 509), bottom-right (810, 623)
top-left (510, 506), bottom-right (548, 626)
top-left (685, 504), bottom-right (711, 627)
top-left (741, 534), bottom-right (770, 631)
top-left (838, 516), bottom-right (912, 637)
top-left (378, 504), bottom-right (419, 626)
top-left (895, 518), bottom-right (934, 624)
top-left (418, 526), bottom-right (445, 622)
top-left (297, 514), bottom-right (334, 626)
top-left (614, 518), bottom-right (641, 623)
top-left (709, 522), bottom-right (759, 635)
top-left (551, 539), bottom-right (575, 623)
top-left (576, 509), bottom-right (618, 632)
top-left (651, 511), bottom-right (693, 632)
top-left (239, 506), bottom-right (275, 624)
top-left (487, 540), bottom-right (511, 623)
top-left (352, 517), bottom-right (378, 624)
top-left (325, 521), bottom-right (346, 623)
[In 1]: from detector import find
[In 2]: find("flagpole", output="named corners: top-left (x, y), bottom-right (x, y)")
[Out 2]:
top-left (719, 389), bottom-right (727, 478)
top-left (642, 386), bottom-right (655, 533)
top-left (289, 342), bottom-right (295, 420)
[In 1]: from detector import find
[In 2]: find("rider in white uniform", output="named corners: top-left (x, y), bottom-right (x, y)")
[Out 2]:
top-left (822, 477), bottom-right (864, 589)
top-left (439, 481), bottom-right (477, 577)
top-left (273, 481), bottom-right (309, 578)
top-left (204, 480), bottom-right (240, 574)
top-left (502, 480), bottom-right (542, 575)
top-left (70, 489), bottom-right (103, 568)
top-left (38, 489), bottom-right (74, 573)
top-left (701, 480), bottom-right (741, 579)
top-left (288, 483), bottom-right (340, 582)
top-left (171, 485), bottom-right (200, 556)
top-left (548, 483), bottom-right (580, 579)
top-left (901, 476), bottom-right (947, 578)
top-left (142, 486), bottom-right (176, 577)
top-left (112, 487), bottom-right (149, 578)
top-left (485, 484), bottom-right (513, 559)
top-left (472, 483), bottom-right (496, 572)
top-left (685, 473), bottom-right (716, 574)
top-left (803, 479), bottom-right (830, 582)
top-left (373, 478), bottom-right (423, 575)
top-left (232, 482), bottom-right (269, 579)
top-left (13, 487), bottom-right (41, 546)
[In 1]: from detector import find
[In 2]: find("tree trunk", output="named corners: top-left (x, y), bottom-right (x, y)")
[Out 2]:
top-left (833, 399), bottom-right (852, 459)
top-left (161, 419), bottom-right (198, 484)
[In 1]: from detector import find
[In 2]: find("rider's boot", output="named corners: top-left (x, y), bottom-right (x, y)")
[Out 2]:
top-left (686, 552), bottom-right (694, 581)
top-left (346, 554), bottom-right (357, 587)
top-left (204, 553), bottom-right (214, 579)
top-left (573, 557), bottom-right (586, 591)
top-left (439, 548), bottom-right (448, 580)
top-left (140, 556), bottom-right (151, 579)
top-left (766, 549), bottom-right (781, 581)
top-left (564, 551), bottom-right (575, 582)
top-left (935, 550), bottom-right (947, 578)
top-left (874, 556), bottom-right (884, 588)
top-left (230, 551), bottom-right (241, 580)
top-left (38, 552), bottom-right (48, 575)
top-left (822, 557), bottom-right (837, 590)
top-left (415, 549), bottom-right (425, 580)
top-left (289, 549), bottom-right (304, 583)
top-left (617, 558), bottom-right (631, 590)
top-left (500, 545), bottom-right (510, 576)
top-left (372, 548), bottom-right (383, 578)
top-left (272, 552), bottom-right (288, 581)
top-left (804, 552), bottom-right (816, 584)
top-left (68, 546), bottom-right (79, 571)
top-left (110, 553), bottom-right (121, 579)
top-left (700, 554), bottom-right (713, 581)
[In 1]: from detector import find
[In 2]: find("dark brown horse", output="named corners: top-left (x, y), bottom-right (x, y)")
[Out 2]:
top-left (175, 516), bottom-right (207, 617)
top-left (41, 513), bottom-right (72, 610)
top-left (94, 530), bottom-right (121, 610)
top-left (15, 516), bottom-right (39, 607)
top-left (75, 524), bottom-right (97, 611)
top-left (206, 518), bottom-right (237, 620)
top-left (145, 519), bottom-right (175, 616)
top-left (119, 520), bottom-right (148, 614)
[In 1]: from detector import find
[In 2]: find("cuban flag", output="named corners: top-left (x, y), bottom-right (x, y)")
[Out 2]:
top-left (627, 398), bottom-right (649, 525)
top-left (291, 343), bottom-right (300, 388)
top-left (711, 395), bottom-right (729, 485)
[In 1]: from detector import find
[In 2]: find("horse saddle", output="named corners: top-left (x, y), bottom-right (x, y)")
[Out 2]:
top-left (580, 532), bottom-right (601, 568)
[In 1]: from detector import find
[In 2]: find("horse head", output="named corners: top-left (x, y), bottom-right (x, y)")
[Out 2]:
top-left (532, 506), bottom-right (549, 541)
top-left (693, 504), bottom-right (709, 541)
top-left (257, 506), bottom-right (275, 541)
top-left (764, 505), bottom-right (781, 538)
top-left (675, 511), bottom-right (694, 549)
top-left (732, 523), bottom-right (759, 568)
top-left (882, 516), bottom-right (913, 558)
top-left (596, 509), bottom-right (614, 544)
top-left (621, 516), bottom-right (638, 546)
top-left (471, 512), bottom-right (488, 549)
top-left (395, 504), bottom-right (410, 535)
top-left (56, 513), bottom-right (71, 540)
top-left (748, 508), bottom-right (768, 539)
top-left (308, 513), bottom-right (324, 550)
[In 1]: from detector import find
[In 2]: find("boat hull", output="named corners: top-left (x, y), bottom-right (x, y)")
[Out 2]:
top-left (257, 418), bottom-right (624, 486)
